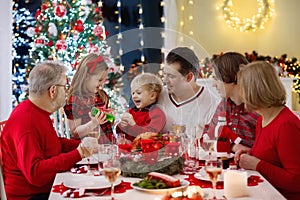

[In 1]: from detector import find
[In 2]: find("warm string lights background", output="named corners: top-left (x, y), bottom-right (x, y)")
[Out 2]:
top-left (10, 0), bottom-right (300, 106)
top-left (217, 0), bottom-right (275, 32)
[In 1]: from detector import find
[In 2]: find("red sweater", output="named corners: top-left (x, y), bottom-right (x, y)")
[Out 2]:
top-left (116, 104), bottom-right (166, 141)
top-left (252, 107), bottom-right (300, 200)
top-left (1, 99), bottom-right (82, 200)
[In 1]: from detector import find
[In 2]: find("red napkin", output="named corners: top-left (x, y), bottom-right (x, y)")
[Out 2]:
top-left (52, 180), bottom-right (133, 198)
top-left (70, 166), bottom-right (88, 174)
top-left (184, 174), bottom-right (264, 189)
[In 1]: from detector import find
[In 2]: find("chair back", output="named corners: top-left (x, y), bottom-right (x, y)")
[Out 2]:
top-left (0, 120), bottom-right (7, 200)
top-left (52, 108), bottom-right (71, 139)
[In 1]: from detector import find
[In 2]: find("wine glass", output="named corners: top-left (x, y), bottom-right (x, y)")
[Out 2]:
top-left (85, 131), bottom-right (100, 174)
top-left (202, 134), bottom-right (217, 160)
top-left (205, 159), bottom-right (223, 199)
top-left (98, 144), bottom-right (113, 174)
top-left (103, 159), bottom-right (121, 200)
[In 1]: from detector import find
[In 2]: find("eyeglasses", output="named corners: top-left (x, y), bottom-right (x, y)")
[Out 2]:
top-left (55, 83), bottom-right (70, 90)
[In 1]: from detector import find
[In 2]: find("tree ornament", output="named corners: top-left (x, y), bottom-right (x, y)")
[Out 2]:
top-left (42, 3), bottom-right (48, 10)
top-left (93, 24), bottom-right (105, 38)
top-left (26, 27), bottom-right (36, 37)
top-left (48, 22), bottom-right (58, 36)
top-left (34, 10), bottom-right (42, 20)
top-left (55, 4), bottom-right (67, 18)
top-left (35, 38), bottom-right (44, 47)
top-left (55, 39), bottom-right (68, 51)
top-left (46, 40), bottom-right (54, 47)
top-left (74, 20), bottom-right (84, 32)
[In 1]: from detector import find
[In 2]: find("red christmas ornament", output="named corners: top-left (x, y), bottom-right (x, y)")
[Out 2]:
top-left (55, 4), bottom-right (67, 18)
top-left (93, 25), bottom-right (104, 37)
top-left (42, 4), bottom-right (48, 10)
top-left (88, 43), bottom-right (99, 53)
top-left (95, 7), bottom-right (101, 13)
top-left (74, 20), bottom-right (84, 32)
top-left (46, 41), bottom-right (54, 47)
top-left (35, 38), bottom-right (44, 47)
top-left (34, 10), bottom-right (42, 20)
top-left (55, 39), bottom-right (68, 51)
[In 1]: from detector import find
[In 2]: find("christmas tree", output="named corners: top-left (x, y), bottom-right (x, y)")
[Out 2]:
top-left (28, 0), bottom-right (108, 70)
top-left (26, 0), bottom-right (127, 114)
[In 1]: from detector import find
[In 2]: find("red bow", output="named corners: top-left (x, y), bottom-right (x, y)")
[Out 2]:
top-left (86, 55), bottom-right (104, 74)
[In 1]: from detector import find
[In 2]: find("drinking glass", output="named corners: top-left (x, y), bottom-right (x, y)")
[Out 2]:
top-left (202, 135), bottom-right (217, 160)
top-left (205, 159), bottom-right (223, 199)
top-left (84, 131), bottom-right (100, 175)
top-left (103, 159), bottom-right (121, 200)
top-left (98, 144), bottom-right (113, 174)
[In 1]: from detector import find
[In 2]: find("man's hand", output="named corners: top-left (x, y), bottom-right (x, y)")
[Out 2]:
top-left (77, 137), bottom-right (98, 158)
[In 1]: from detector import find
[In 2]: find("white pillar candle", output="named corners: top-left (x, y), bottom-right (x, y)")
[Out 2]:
top-left (224, 170), bottom-right (249, 198)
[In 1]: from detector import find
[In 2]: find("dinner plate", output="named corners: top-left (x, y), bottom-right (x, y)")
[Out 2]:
top-left (131, 179), bottom-right (189, 194)
top-left (194, 167), bottom-right (224, 182)
top-left (64, 174), bottom-right (121, 189)
top-left (76, 154), bottom-right (98, 165)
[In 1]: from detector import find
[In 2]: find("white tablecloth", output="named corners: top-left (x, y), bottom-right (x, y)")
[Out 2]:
top-left (49, 170), bottom-right (285, 200)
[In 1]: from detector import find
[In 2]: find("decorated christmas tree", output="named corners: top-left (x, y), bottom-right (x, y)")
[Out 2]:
top-left (25, 0), bottom-right (127, 114)
top-left (28, 0), bottom-right (108, 70)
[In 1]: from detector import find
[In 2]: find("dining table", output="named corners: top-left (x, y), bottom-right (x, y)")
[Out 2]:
top-left (49, 168), bottom-right (286, 200)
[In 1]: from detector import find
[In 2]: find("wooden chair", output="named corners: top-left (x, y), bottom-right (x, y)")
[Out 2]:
top-left (0, 120), bottom-right (7, 200)
top-left (52, 108), bottom-right (71, 139)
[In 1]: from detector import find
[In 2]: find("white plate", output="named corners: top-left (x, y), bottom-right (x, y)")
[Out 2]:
top-left (194, 167), bottom-right (224, 182)
top-left (64, 174), bottom-right (121, 189)
top-left (131, 179), bottom-right (189, 194)
top-left (76, 154), bottom-right (98, 165)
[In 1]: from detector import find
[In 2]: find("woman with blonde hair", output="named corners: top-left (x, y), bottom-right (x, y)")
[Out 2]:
top-left (235, 61), bottom-right (300, 200)
top-left (64, 53), bottom-right (114, 142)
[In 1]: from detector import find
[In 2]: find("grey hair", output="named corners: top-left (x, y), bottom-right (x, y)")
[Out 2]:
top-left (28, 61), bottom-right (67, 96)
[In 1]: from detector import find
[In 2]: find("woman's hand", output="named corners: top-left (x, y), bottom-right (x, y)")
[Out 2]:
top-left (238, 154), bottom-right (261, 170)
top-left (234, 147), bottom-right (251, 164)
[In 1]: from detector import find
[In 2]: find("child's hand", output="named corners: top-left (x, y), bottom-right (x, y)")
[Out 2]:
top-left (89, 110), bottom-right (107, 125)
top-left (120, 113), bottom-right (136, 126)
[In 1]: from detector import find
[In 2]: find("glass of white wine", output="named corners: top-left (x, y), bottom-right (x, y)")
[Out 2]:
top-left (205, 159), bottom-right (223, 199)
top-left (103, 159), bottom-right (121, 200)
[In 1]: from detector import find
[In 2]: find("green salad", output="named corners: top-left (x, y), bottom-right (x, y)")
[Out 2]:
top-left (133, 177), bottom-right (168, 189)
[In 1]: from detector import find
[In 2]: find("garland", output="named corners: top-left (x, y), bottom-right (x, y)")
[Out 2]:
top-left (218, 0), bottom-right (275, 32)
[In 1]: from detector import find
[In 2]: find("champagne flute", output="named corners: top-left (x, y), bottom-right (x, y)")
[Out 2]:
top-left (103, 159), bottom-right (121, 200)
top-left (205, 159), bottom-right (223, 199)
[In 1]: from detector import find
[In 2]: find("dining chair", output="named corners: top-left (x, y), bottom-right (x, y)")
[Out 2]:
top-left (0, 120), bottom-right (7, 200)
top-left (52, 108), bottom-right (71, 139)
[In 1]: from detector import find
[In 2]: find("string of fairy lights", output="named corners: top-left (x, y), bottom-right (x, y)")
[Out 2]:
top-left (217, 0), bottom-right (275, 32)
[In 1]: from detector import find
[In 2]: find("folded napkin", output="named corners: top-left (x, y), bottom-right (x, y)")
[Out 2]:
top-left (52, 180), bottom-right (133, 198)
